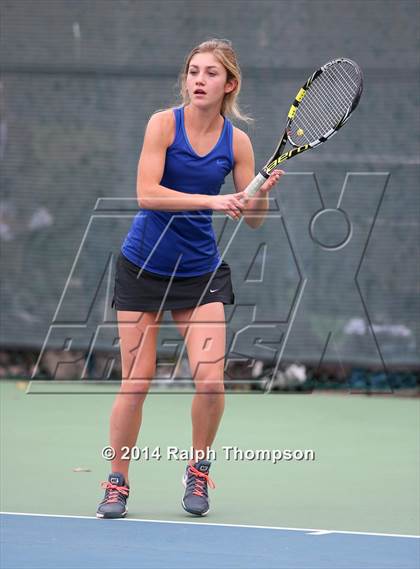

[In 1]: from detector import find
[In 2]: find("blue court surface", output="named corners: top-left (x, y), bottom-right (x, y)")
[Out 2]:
top-left (1, 512), bottom-right (419, 569)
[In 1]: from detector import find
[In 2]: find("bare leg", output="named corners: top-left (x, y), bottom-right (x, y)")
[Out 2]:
top-left (172, 302), bottom-right (226, 462)
top-left (109, 309), bottom-right (162, 484)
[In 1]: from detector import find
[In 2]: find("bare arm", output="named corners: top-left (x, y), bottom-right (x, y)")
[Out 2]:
top-left (232, 128), bottom-right (283, 229)
top-left (137, 111), bottom-right (211, 211)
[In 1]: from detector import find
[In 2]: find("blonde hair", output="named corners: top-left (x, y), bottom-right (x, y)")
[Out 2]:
top-left (177, 38), bottom-right (253, 124)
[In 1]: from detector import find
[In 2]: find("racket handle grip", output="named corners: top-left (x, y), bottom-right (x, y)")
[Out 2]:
top-left (244, 172), bottom-right (268, 198)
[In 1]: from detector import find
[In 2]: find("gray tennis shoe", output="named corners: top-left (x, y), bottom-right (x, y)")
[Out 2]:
top-left (96, 472), bottom-right (130, 519)
top-left (182, 460), bottom-right (215, 516)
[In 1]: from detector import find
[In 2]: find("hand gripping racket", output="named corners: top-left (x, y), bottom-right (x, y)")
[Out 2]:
top-left (244, 58), bottom-right (363, 197)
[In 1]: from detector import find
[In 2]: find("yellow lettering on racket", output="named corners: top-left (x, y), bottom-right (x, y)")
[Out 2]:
top-left (267, 159), bottom-right (279, 171)
top-left (296, 88), bottom-right (306, 102)
top-left (277, 152), bottom-right (290, 163)
top-left (288, 105), bottom-right (297, 119)
top-left (269, 145), bottom-right (311, 170)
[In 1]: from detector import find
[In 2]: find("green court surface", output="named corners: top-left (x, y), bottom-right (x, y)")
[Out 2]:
top-left (1, 380), bottom-right (419, 536)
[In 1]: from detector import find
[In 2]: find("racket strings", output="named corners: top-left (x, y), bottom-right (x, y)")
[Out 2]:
top-left (288, 61), bottom-right (361, 146)
top-left (293, 90), bottom-right (336, 140)
top-left (290, 89), bottom-right (338, 144)
top-left (295, 77), bottom-right (351, 139)
top-left (315, 62), bottom-right (360, 109)
top-left (291, 80), bottom-right (336, 138)
top-left (292, 65), bottom-right (359, 139)
top-left (289, 86), bottom-right (342, 145)
top-left (314, 68), bottom-right (355, 110)
top-left (319, 67), bottom-right (357, 109)
top-left (308, 79), bottom-right (351, 126)
top-left (288, 66), bottom-right (356, 143)
top-left (334, 64), bottom-right (360, 90)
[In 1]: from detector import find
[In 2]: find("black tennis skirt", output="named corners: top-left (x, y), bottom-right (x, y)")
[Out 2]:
top-left (112, 252), bottom-right (235, 312)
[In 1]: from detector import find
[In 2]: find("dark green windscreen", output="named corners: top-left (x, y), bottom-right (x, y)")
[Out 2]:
top-left (1, 1), bottom-right (418, 367)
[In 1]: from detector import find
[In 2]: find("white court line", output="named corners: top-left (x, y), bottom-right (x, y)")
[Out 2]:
top-left (1, 512), bottom-right (419, 539)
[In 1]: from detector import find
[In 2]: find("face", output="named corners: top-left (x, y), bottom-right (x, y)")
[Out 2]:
top-left (186, 52), bottom-right (236, 109)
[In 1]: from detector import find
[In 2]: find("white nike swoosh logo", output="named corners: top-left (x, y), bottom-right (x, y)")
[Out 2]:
top-left (210, 289), bottom-right (218, 293)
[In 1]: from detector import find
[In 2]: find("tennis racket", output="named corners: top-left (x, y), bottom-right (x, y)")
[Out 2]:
top-left (244, 58), bottom-right (363, 197)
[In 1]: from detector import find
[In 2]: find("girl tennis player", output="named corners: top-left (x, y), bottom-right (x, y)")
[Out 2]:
top-left (97, 39), bottom-right (283, 518)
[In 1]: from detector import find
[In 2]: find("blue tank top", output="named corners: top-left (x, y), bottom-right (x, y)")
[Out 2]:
top-left (121, 106), bottom-right (234, 276)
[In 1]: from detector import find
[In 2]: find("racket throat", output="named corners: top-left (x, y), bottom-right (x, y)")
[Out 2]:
top-left (265, 144), bottom-right (310, 173)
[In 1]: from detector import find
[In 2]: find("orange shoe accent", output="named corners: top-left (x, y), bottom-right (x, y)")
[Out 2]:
top-left (100, 481), bottom-right (129, 503)
top-left (187, 465), bottom-right (215, 497)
